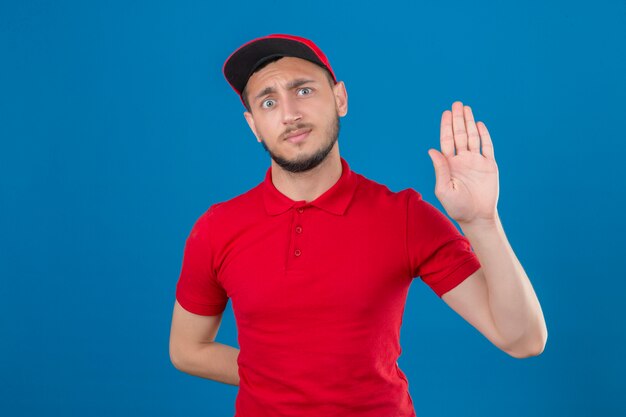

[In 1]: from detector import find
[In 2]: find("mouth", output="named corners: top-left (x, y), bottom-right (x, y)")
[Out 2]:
top-left (284, 128), bottom-right (312, 144)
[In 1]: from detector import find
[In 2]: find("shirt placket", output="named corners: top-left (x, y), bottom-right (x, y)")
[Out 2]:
top-left (286, 203), bottom-right (307, 271)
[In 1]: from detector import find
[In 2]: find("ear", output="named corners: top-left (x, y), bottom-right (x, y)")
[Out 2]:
top-left (332, 81), bottom-right (348, 117)
top-left (243, 111), bottom-right (262, 143)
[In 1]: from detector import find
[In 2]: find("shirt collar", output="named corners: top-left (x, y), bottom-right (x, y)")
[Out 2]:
top-left (262, 157), bottom-right (359, 216)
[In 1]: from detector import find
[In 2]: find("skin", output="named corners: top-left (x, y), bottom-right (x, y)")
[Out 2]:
top-left (243, 57), bottom-right (348, 202)
top-left (430, 103), bottom-right (548, 358)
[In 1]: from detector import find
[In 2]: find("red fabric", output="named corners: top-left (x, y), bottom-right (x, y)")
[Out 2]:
top-left (175, 157), bottom-right (481, 417)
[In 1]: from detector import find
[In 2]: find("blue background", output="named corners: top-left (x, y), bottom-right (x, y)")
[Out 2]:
top-left (1, 1), bottom-right (625, 416)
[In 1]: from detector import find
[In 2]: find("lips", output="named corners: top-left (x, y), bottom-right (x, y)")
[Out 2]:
top-left (284, 128), bottom-right (312, 143)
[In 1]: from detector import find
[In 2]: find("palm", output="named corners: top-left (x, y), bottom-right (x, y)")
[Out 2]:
top-left (428, 101), bottom-right (499, 225)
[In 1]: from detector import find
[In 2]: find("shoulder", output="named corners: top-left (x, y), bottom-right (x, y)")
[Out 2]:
top-left (189, 181), bottom-right (265, 235)
top-left (353, 171), bottom-right (424, 209)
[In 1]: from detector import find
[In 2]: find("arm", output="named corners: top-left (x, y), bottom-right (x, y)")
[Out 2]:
top-left (169, 300), bottom-right (240, 386)
top-left (442, 221), bottom-right (547, 358)
top-left (427, 101), bottom-right (547, 358)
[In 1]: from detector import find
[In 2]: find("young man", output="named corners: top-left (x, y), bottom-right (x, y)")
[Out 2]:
top-left (169, 34), bottom-right (547, 417)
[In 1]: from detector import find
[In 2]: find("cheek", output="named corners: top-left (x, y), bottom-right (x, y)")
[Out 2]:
top-left (254, 119), bottom-right (281, 141)
top-left (319, 107), bottom-right (338, 127)
top-left (313, 99), bottom-right (337, 120)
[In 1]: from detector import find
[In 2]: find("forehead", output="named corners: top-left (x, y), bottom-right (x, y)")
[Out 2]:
top-left (245, 57), bottom-right (328, 92)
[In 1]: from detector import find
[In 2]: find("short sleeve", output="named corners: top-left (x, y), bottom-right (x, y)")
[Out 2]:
top-left (406, 189), bottom-right (481, 298)
top-left (175, 209), bottom-right (229, 315)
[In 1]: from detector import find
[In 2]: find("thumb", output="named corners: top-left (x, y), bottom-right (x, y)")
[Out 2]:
top-left (427, 149), bottom-right (451, 187)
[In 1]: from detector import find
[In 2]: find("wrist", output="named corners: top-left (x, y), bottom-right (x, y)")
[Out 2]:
top-left (458, 212), bottom-right (501, 233)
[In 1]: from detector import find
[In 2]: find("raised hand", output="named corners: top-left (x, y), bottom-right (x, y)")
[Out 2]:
top-left (427, 101), bottom-right (499, 226)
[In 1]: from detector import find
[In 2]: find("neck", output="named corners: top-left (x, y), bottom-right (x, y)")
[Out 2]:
top-left (270, 149), bottom-right (342, 203)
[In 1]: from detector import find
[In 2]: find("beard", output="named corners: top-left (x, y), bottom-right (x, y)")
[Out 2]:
top-left (260, 113), bottom-right (340, 173)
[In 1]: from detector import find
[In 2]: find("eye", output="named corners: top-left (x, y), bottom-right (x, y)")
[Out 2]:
top-left (297, 87), bottom-right (312, 96)
top-left (261, 99), bottom-right (276, 109)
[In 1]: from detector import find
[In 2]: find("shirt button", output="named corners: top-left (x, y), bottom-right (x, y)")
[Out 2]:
top-left (294, 249), bottom-right (302, 257)
top-left (297, 208), bottom-right (304, 213)
top-left (295, 226), bottom-right (303, 234)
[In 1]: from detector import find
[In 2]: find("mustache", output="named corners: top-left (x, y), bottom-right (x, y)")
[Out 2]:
top-left (281, 123), bottom-right (313, 140)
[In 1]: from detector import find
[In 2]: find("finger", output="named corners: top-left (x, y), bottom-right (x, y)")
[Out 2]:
top-left (440, 110), bottom-right (455, 158)
top-left (428, 149), bottom-right (451, 192)
top-left (477, 121), bottom-right (495, 159)
top-left (451, 101), bottom-right (468, 153)
top-left (464, 105), bottom-right (481, 153)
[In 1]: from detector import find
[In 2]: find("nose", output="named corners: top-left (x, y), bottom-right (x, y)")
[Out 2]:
top-left (280, 95), bottom-right (302, 125)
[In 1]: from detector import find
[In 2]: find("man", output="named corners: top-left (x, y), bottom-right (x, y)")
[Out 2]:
top-left (169, 34), bottom-right (547, 417)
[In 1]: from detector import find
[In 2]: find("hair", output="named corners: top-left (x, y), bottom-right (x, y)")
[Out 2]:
top-left (241, 56), bottom-right (336, 112)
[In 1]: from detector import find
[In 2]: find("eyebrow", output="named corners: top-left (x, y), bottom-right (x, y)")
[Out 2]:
top-left (253, 78), bottom-right (316, 102)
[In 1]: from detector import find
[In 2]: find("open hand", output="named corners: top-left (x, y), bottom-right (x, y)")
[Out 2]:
top-left (427, 101), bottom-right (499, 226)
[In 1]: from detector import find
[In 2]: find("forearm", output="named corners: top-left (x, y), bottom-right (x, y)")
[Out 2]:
top-left (172, 341), bottom-right (240, 386)
top-left (459, 214), bottom-right (547, 356)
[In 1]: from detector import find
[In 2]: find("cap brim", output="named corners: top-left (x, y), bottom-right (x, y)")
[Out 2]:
top-left (223, 37), bottom-right (328, 95)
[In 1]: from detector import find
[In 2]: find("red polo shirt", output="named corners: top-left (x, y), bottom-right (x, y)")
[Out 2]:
top-left (175, 157), bottom-right (481, 417)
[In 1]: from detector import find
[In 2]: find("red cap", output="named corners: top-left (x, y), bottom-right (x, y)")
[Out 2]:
top-left (222, 34), bottom-right (337, 107)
